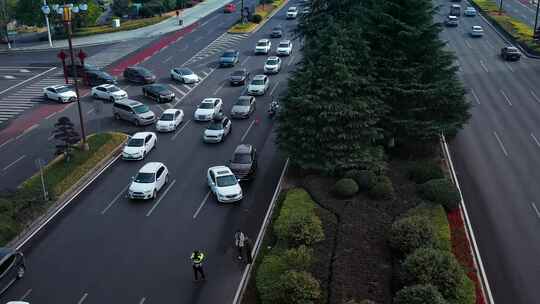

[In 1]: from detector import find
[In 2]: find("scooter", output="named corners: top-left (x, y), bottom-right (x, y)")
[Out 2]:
top-left (268, 98), bottom-right (280, 118)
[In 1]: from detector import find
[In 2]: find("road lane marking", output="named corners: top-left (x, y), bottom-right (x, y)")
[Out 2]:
top-left (157, 104), bottom-right (166, 112)
top-left (172, 120), bottom-right (191, 140)
top-left (531, 133), bottom-right (540, 147)
top-left (194, 36), bottom-right (204, 43)
top-left (479, 60), bottom-right (489, 73)
top-left (19, 289), bottom-right (32, 301)
top-left (471, 88), bottom-right (481, 105)
top-left (464, 40), bottom-right (472, 49)
top-left (201, 71), bottom-right (209, 76)
top-left (146, 179), bottom-right (176, 217)
top-left (269, 80), bottom-right (281, 96)
top-left (77, 293), bottom-right (88, 304)
top-left (3, 155), bottom-right (26, 171)
top-left (170, 84), bottom-right (187, 96)
top-left (15, 124), bottom-right (39, 140)
top-left (241, 56), bottom-right (251, 66)
top-left (213, 82), bottom-right (225, 95)
top-left (182, 84), bottom-right (192, 91)
top-left (483, 39), bottom-right (494, 49)
top-left (504, 62), bottom-right (514, 72)
top-left (101, 183), bottom-right (130, 214)
top-left (0, 67), bottom-right (56, 95)
top-left (500, 90), bottom-right (513, 106)
top-left (139, 297), bottom-right (146, 304)
top-left (193, 191), bottom-right (211, 219)
top-left (530, 90), bottom-right (540, 103)
top-left (493, 131), bottom-right (508, 157)
top-left (241, 120), bottom-right (256, 142)
top-left (86, 108), bottom-right (95, 115)
top-left (0, 138), bottom-right (14, 150)
top-left (165, 56), bottom-right (173, 62)
top-left (532, 202), bottom-right (540, 219)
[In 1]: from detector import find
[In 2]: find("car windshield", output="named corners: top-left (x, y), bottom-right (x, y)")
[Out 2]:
top-left (134, 172), bottom-right (155, 183)
top-left (137, 69), bottom-right (152, 76)
top-left (223, 51), bottom-right (236, 57)
top-left (266, 59), bottom-right (279, 65)
top-left (177, 68), bottom-right (193, 75)
top-left (108, 86), bottom-right (121, 92)
top-left (127, 138), bottom-right (144, 147)
top-left (236, 98), bottom-right (251, 106)
top-left (160, 113), bottom-right (174, 121)
top-left (216, 174), bottom-right (237, 187)
top-left (288, 8), bottom-right (296, 11)
top-left (199, 102), bottom-right (214, 109)
top-left (153, 85), bottom-right (168, 92)
top-left (257, 42), bottom-right (267, 47)
top-left (279, 43), bottom-right (289, 48)
top-left (233, 153), bottom-right (252, 164)
top-left (133, 105), bottom-right (150, 114)
top-left (232, 70), bottom-right (245, 76)
top-left (56, 86), bottom-right (72, 93)
top-left (96, 72), bottom-right (111, 78)
top-left (251, 79), bottom-right (264, 85)
top-left (273, 27), bottom-right (281, 31)
top-left (208, 121), bottom-right (223, 130)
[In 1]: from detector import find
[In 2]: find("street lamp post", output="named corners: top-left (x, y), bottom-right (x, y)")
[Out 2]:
top-left (62, 4), bottom-right (89, 150)
top-left (499, 0), bottom-right (504, 14)
top-left (40, 0), bottom-right (53, 48)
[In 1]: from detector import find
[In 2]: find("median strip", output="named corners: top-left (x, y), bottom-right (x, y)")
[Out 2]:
top-left (228, 0), bottom-right (288, 34)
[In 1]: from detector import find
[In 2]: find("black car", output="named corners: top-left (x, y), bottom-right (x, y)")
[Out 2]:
top-left (65, 63), bottom-right (100, 77)
top-left (0, 248), bottom-right (25, 294)
top-left (219, 50), bottom-right (240, 67)
top-left (85, 70), bottom-right (117, 86)
top-left (270, 26), bottom-right (283, 38)
top-left (501, 46), bottom-right (521, 61)
top-left (229, 69), bottom-right (250, 86)
top-left (229, 144), bottom-right (257, 181)
top-left (142, 84), bottom-right (176, 103)
top-left (123, 66), bottom-right (156, 84)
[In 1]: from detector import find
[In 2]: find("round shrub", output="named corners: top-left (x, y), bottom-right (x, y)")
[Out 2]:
top-left (368, 176), bottom-right (394, 200)
top-left (0, 214), bottom-right (18, 245)
top-left (283, 245), bottom-right (313, 270)
top-left (275, 270), bottom-right (321, 304)
top-left (418, 178), bottom-right (460, 211)
top-left (333, 178), bottom-right (359, 198)
top-left (256, 253), bottom-right (287, 303)
top-left (401, 248), bottom-right (473, 304)
top-left (345, 170), bottom-right (377, 191)
top-left (389, 216), bottom-right (436, 256)
top-left (274, 212), bottom-right (325, 246)
top-left (251, 14), bottom-right (263, 23)
top-left (394, 284), bottom-right (447, 304)
top-left (407, 161), bottom-right (444, 184)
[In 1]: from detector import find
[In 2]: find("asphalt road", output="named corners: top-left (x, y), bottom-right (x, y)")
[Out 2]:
top-left (437, 1), bottom-right (540, 303)
top-left (0, 0), bottom-right (300, 303)
top-left (496, 0), bottom-right (540, 28)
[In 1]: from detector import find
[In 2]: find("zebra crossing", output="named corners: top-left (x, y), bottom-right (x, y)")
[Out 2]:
top-left (184, 33), bottom-right (250, 66)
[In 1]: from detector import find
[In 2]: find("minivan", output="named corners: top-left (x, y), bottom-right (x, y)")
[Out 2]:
top-left (123, 67), bottom-right (156, 84)
top-left (113, 99), bottom-right (156, 126)
top-left (0, 248), bottom-right (25, 295)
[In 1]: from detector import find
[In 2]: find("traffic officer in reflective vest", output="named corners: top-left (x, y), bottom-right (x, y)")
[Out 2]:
top-left (191, 250), bottom-right (206, 281)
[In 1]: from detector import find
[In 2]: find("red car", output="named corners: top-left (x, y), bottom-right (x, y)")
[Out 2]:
top-left (224, 3), bottom-right (236, 13)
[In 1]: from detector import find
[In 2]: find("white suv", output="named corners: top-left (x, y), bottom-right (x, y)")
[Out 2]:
top-left (91, 84), bottom-right (127, 101)
top-left (255, 39), bottom-right (271, 55)
top-left (207, 166), bottom-right (243, 203)
top-left (122, 132), bottom-right (157, 160)
top-left (128, 162), bottom-right (169, 200)
top-left (194, 98), bottom-right (223, 121)
top-left (247, 75), bottom-right (270, 95)
top-left (286, 6), bottom-right (298, 19)
top-left (277, 40), bottom-right (293, 56)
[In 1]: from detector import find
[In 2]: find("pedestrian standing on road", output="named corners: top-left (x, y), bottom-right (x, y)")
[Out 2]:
top-left (234, 230), bottom-right (246, 260)
top-left (190, 250), bottom-right (206, 281)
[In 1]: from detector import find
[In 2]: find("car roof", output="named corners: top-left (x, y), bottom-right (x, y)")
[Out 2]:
top-left (289, 6), bottom-right (297, 9)
top-left (448, 15), bottom-right (457, 19)
top-left (472, 25), bottom-right (482, 29)
top-left (234, 144), bottom-right (252, 154)
top-left (139, 162), bottom-right (164, 173)
top-left (131, 132), bottom-right (154, 139)
top-left (279, 40), bottom-right (291, 44)
top-left (258, 38), bottom-right (270, 43)
top-left (451, 4), bottom-right (461, 7)
top-left (116, 99), bottom-right (143, 106)
top-left (223, 49), bottom-right (238, 53)
top-left (49, 84), bottom-right (70, 89)
top-left (253, 74), bottom-right (267, 80)
top-left (267, 56), bottom-right (279, 60)
top-left (209, 166), bottom-right (233, 176)
top-left (466, 6), bottom-right (475, 9)
top-left (98, 84), bottom-right (116, 89)
top-left (202, 98), bottom-right (220, 103)
top-left (162, 108), bottom-right (180, 114)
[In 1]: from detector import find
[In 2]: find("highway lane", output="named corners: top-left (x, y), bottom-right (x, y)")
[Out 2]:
top-left (437, 2), bottom-right (540, 303)
top-left (0, 1), bottom-right (300, 302)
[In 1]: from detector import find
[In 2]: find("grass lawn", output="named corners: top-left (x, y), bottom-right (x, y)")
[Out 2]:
top-left (69, 15), bottom-right (169, 38)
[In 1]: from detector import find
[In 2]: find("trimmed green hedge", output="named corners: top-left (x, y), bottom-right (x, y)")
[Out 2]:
top-left (344, 169), bottom-right (377, 191)
top-left (333, 178), bottom-right (359, 198)
top-left (394, 284), bottom-right (448, 304)
top-left (389, 215), bottom-right (437, 256)
top-left (407, 160), bottom-right (444, 184)
top-left (368, 175), bottom-right (394, 200)
top-left (417, 178), bottom-right (460, 211)
top-left (405, 203), bottom-right (451, 252)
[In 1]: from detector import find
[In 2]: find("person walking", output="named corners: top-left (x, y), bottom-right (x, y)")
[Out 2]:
top-left (190, 250), bottom-right (206, 281)
top-left (234, 230), bottom-right (246, 260)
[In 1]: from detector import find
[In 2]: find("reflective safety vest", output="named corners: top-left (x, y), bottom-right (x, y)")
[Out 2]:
top-left (191, 252), bottom-right (205, 265)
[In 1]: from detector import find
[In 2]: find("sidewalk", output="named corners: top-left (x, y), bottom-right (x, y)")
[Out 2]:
top-left (0, 0), bottom-right (232, 52)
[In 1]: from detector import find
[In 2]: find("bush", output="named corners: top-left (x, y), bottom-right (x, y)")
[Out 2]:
top-left (256, 252), bottom-right (288, 303)
top-left (418, 178), bottom-right (460, 211)
top-left (251, 14), bottom-right (263, 23)
top-left (405, 204), bottom-right (451, 252)
top-left (389, 216), bottom-right (436, 256)
top-left (275, 270), bottom-right (321, 304)
top-left (274, 189), bottom-right (324, 246)
top-left (332, 178), bottom-right (359, 198)
top-left (0, 214), bottom-right (19, 245)
top-left (283, 245), bottom-right (313, 270)
top-left (368, 176), bottom-right (394, 200)
top-left (401, 248), bottom-right (475, 304)
top-left (394, 284), bottom-right (448, 304)
top-left (407, 161), bottom-right (444, 184)
top-left (344, 170), bottom-right (377, 191)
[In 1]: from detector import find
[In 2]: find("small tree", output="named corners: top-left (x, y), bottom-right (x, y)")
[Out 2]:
top-left (112, 0), bottom-right (130, 17)
top-left (52, 116), bottom-right (80, 162)
top-left (394, 284), bottom-right (447, 304)
top-left (389, 215), bottom-right (436, 256)
top-left (275, 270), bottom-right (321, 304)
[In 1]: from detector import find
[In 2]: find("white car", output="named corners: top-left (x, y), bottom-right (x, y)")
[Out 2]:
top-left (470, 25), bottom-right (484, 37)
top-left (194, 98), bottom-right (223, 121)
top-left (122, 132), bottom-right (157, 160)
top-left (43, 85), bottom-right (76, 103)
top-left (91, 84), bottom-right (127, 101)
top-left (156, 108), bottom-right (184, 132)
top-left (203, 116), bottom-right (232, 143)
top-left (207, 166), bottom-right (243, 203)
top-left (247, 75), bottom-right (270, 96)
top-left (255, 39), bottom-right (272, 55)
top-left (286, 6), bottom-right (298, 19)
top-left (464, 6), bottom-right (476, 16)
top-left (277, 40), bottom-right (293, 56)
top-left (128, 162), bottom-right (169, 200)
top-left (264, 56), bottom-right (282, 74)
top-left (170, 67), bottom-right (200, 84)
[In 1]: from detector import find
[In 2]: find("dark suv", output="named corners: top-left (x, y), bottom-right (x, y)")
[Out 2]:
top-left (270, 26), bottom-right (283, 38)
top-left (0, 248), bottom-right (25, 294)
top-left (501, 46), bottom-right (521, 61)
top-left (229, 144), bottom-right (257, 181)
top-left (86, 70), bottom-right (117, 86)
top-left (123, 66), bottom-right (156, 84)
top-left (142, 84), bottom-right (175, 103)
top-left (65, 63), bottom-right (100, 77)
top-left (219, 50), bottom-right (240, 67)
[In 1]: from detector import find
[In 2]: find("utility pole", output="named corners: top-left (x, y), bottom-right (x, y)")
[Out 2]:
top-left (499, 0), bottom-right (504, 14)
top-left (534, 0), bottom-right (540, 39)
top-left (0, 0), bottom-right (10, 49)
top-left (241, 0), bottom-right (244, 23)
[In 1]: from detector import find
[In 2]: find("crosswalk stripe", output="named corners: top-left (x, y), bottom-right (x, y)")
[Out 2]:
top-left (0, 105), bottom-right (34, 109)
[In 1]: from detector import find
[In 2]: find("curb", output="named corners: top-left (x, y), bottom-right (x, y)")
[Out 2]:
top-left (232, 158), bottom-right (289, 304)
top-left (8, 133), bottom-right (128, 251)
top-left (440, 135), bottom-right (495, 304)
top-left (227, 0), bottom-right (289, 35)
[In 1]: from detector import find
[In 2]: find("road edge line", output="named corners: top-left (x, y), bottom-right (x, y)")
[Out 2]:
top-left (232, 157), bottom-right (289, 304)
top-left (440, 134), bottom-right (495, 304)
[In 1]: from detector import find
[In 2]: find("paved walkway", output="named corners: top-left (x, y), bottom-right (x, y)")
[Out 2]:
top-left (1, 0), bottom-right (232, 52)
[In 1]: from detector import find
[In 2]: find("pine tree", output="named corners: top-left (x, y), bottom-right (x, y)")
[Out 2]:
top-left (52, 116), bottom-right (80, 162)
top-left (364, 0), bottom-right (470, 145)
